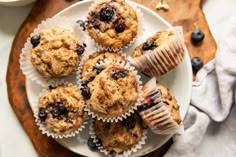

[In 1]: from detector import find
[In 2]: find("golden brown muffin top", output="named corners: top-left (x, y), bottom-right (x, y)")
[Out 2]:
top-left (30, 27), bottom-right (82, 78)
top-left (86, 0), bottom-right (138, 48)
top-left (38, 84), bottom-right (87, 134)
top-left (93, 114), bottom-right (143, 154)
top-left (84, 64), bottom-right (138, 118)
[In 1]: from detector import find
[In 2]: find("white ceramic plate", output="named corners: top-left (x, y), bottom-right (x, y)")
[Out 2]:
top-left (0, 0), bottom-right (35, 6)
top-left (26, 0), bottom-right (192, 156)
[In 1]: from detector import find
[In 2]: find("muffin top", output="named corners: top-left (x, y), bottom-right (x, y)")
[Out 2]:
top-left (82, 64), bottom-right (138, 119)
top-left (30, 27), bottom-right (85, 78)
top-left (156, 84), bottom-right (181, 124)
top-left (93, 114), bottom-right (143, 154)
top-left (133, 30), bottom-right (174, 58)
top-left (86, 0), bottom-right (138, 48)
top-left (81, 52), bottom-right (126, 81)
top-left (37, 84), bottom-right (87, 135)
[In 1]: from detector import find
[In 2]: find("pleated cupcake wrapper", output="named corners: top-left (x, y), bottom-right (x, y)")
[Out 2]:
top-left (89, 123), bottom-right (147, 157)
top-left (19, 16), bottom-right (86, 87)
top-left (128, 26), bottom-right (185, 77)
top-left (33, 81), bottom-right (88, 139)
top-left (86, 0), bottom-right (145, 52)
top-left (141, 77), bottom-right (184, 134)
top-left (77, 52), bottom-right (143, 122)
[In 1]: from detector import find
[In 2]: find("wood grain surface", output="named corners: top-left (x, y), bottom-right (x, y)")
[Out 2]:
top-left (6, 0), bottom-right (216, 157)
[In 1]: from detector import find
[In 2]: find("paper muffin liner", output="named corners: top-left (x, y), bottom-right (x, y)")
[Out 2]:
top-left (140, 77), bottom-right (184, 134)
top-left (77, 51), bottom-right (143, 122)
top-left (89, 120), bottom-right (147, 157)
top-left (19, 16), bottom-right (86, 87)
top-left (86, 0), bottom-right (145, 52)
top-left (32, 81), bottom-right (88, 139)
top-left (128, 26), bottom-right (185, 77)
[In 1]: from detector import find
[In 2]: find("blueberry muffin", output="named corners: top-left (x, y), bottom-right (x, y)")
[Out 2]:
top-left (92, 114), bottom-right (144, 155)
top-left (86, 0), bottom-right (138, 49)
top-left (131, 27), bottom-right (185, 77)
top-left (138, 78), bottom-right (182, 134)
top-left (81, 63), bottom-right (139, 120)
top-left (30, 27), bottom-right (85, 78)
top-left (37, 83), bottom-right (87, 136)
top-left (81, 51), bottom-right (126, 81)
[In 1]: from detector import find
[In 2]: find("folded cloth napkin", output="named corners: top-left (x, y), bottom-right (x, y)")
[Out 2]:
top-left (164, 17), bottom-right (236, 157)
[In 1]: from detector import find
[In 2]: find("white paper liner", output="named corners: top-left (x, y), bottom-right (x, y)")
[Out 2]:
top-left (140, 77), bottom-right (184, 134)
top-left (86, 0), bottom-right (145, 52)
top-left (128, 26), bottom-right (185, 77)
top-left (77, 52), bottom-right (143, 122)
top-left (89, 121), bottom-right (147, 157)
top-left (32, 81), bottom-right (88, 139)
top-left (19, 16), bottom-right (86, 87)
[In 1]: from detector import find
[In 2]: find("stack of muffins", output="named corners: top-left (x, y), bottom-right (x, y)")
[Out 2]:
top-left (19, 0), bottom-right (186, 156)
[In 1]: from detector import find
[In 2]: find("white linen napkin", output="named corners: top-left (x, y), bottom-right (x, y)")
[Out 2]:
top-left (164, 17), bottom-right (236, 157)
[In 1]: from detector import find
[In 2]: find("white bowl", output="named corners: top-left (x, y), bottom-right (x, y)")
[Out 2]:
top-left (0, 0), bottom-right (35, 6)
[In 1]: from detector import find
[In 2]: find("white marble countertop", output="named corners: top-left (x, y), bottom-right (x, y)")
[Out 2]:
top-left (0, 0), bottom-right (236, 157)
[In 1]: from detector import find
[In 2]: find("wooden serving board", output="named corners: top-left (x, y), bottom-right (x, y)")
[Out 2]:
top-left (6, 0), bottom-right (216, 157)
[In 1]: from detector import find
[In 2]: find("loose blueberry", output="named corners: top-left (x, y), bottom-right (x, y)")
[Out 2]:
top-left (87, 137), bottom-right (98, 151)
top-left (111, 69), bottom-right (128, 80)
top-left (38, 108), bottom-right (47, 121)
top-left (122, 116), bottom-right (136, 129)
top-left (75, 44), bottom-right (85, 54)
top-left (191, 57), bottom-right (203, 73)
top-left (191, 29), bottom-right (205, 44)
top-left (142, 40), bottom-right (157, 51)
top-left (80, 84), bottom-right (91, 100)
top-left (76, 20), bottom-right (86, 31)
top-left (99, 6), bottom-right (114, 22)
top-left (31, 35), bottom-right (40, 48)
top-left (114, 22), bottom-right (126, 33)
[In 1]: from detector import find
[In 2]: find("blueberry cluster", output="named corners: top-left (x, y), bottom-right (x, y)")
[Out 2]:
top-left (111, 69), bottom-right (129, 80)
top-left (38, 101), bottom-right (69, 122)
